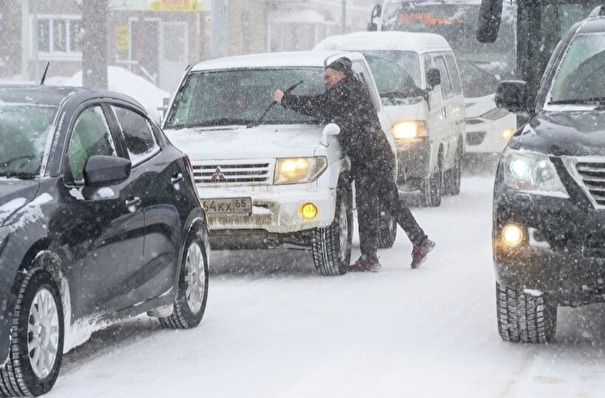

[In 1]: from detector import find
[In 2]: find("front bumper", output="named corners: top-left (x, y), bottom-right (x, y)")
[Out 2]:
top-left (199, 185), bottom-right (337, 234)
top-left (493, 189), bottom-right (605, 306)
top-left (466, 113), bottom-right (516, 154)
top-left (394, 138), bottom-right (431, 183)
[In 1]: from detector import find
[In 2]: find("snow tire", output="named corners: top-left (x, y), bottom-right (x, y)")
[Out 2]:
top-left (0, 270), bottom-right (64, 397)
top-left (422, 163), bottom-right (442, 207)
top-left (496, 282), bottom-right (557, 343)
top-left (443, 143), bottom-right (462, 196)
top-left (377, 204), bottom-right (397, 249)
top-left (312, 180), bottom-right (353, 276)
top-left (159, 227), bottom-right (209, 329)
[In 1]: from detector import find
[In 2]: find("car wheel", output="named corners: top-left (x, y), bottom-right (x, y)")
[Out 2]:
top-left (422, 163), bottom-right (442, 207)
top-left (377, 204), bottom-right (397, 248)
top-left (312, 180), bottom-right (353, 276)
top-left (496, 282), bottom-right (557, 343)
top-left (159, 228), bottom-right (209, 329)
top-left (0, 271), bottom-right (64, 397)
top-left (444, 144), bottom-right (462, 196)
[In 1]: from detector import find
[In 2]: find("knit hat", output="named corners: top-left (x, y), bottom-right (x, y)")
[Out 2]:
top-left (326, 57), bottom-right (353, 76)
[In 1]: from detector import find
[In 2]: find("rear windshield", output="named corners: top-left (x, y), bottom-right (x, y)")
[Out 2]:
top-left (0, 105), bottom-right (57, 178)
top-left (165, 67), bottom-right (325, 129)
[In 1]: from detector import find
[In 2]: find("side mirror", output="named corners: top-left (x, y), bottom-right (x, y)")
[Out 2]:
top-left (495, 81), bottom-right (528, 114)
top-left (367, 4), bottom-right (382, 32)
top-left (427, 68), bottom-right (441, 89)
top-left (321, 123), bottom-right (340, 147)
top-left (84, 155), bottom-right (132, 187)
top-left (477, 0), bottom-right (503, 43)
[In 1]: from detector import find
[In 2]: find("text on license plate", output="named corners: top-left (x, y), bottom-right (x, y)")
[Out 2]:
top-left (202, 197), bottom-right (252, 216)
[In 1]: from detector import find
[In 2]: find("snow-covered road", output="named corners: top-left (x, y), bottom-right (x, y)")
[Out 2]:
top-left (46, 159), bottom-right (605, 398)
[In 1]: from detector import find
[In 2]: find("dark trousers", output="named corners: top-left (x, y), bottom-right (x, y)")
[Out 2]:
top-left (355, 167), bottom-right (425, 258)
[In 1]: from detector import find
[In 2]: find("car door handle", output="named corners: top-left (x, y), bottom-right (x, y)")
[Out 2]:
top-left (125, 197), bottom-right (141, 207)
top-left (171, 173), bottom-right (183, 184)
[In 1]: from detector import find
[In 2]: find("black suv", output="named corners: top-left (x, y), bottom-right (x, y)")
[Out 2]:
top-left (493, 8), bottom-right (605, 343)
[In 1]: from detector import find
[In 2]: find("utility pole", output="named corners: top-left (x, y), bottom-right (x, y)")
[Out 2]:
top-left (341, 0), bottom-right (347, 34)
top-left (210, 0), bottom-right (227, 59)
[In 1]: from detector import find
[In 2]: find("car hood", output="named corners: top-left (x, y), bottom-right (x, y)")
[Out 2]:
top-left (0, 180), bottom-right (40, 226)
top-left (513, 110), bottom-right (605, 157)
top-left (164, 124), bottom-right (326, 160)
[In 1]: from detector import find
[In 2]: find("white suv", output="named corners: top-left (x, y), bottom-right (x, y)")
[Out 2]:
top-left (162, 51), bottom-right (396, 275)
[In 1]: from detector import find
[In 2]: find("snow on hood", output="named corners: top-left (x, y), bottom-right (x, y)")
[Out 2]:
top-left (165, 124), bottom-right (326, 160)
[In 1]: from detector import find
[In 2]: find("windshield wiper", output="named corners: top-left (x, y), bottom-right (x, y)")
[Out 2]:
top-left (0, 171), bottom-right (36, 179)
top-left (549, 98), bottom-right (605, 105)
top-left (171, 118), bottom-right (257, 129)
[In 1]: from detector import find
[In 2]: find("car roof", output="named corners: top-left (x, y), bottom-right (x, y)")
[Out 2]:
top-left (189, 50), bottom-right (367, 72)
top-left (576, 13), bottom-right (605, 34)
top-left (0, 84), bottom-right (144, 109)
top-left (314, 31), bottom-right (453, 54)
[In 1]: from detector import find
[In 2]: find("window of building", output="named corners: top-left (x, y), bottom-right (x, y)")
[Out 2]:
top-left (33, 16), bottom-right (82, 58)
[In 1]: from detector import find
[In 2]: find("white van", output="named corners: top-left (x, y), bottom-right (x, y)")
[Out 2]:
top-left (315, 31), bottom-right (466, 206)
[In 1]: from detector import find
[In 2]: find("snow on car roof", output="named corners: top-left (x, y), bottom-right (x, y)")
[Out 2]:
top-left (313, 31), bottom-right (452, 54)
top-left (189, 51), bottom-right (366, 72)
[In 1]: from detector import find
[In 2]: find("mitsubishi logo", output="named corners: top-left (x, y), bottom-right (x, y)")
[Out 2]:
top-left (210, 166), bottom-right (226, 182)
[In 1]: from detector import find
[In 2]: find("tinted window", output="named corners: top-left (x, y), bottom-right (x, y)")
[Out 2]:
top-left (112, 106), bottom-right (159, 165)
top-left (67, 106), bottom-right (117, 183)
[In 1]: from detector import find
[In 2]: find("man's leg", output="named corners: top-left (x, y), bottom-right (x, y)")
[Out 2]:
top-left (355, 175), bottom-right (381, 258)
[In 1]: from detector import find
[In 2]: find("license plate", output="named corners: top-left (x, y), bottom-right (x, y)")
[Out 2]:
top-left (202, 197), bottom-right (252, 216)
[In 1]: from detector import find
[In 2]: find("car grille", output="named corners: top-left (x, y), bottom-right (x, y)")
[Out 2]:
top-left (192, 161), bottom-right (273, 186)
top-left (575, 161), bottom-right (605, 206)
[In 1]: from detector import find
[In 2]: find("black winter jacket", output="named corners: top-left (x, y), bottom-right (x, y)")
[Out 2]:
top-left (281, 75), bottom-right (394, 178)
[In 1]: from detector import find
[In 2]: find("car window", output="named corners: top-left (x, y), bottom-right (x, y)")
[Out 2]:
top-left (434, 56), bottom-right (453, 99)
top-left (165, 68), bottom-right (325, 129)
top-left (363, 50), bottom-right (421, 89)
top-left (112, 105), bottom-right (160, 165)
top-left (445, 53), bottom-right (463, 96)
top-left (0, 105), bottom-right (56, 177)
top-left (364, 55), bottom-right (418, 96)
top-left (550, 33), bottom-right (605, 102)
top-left (66, 105), bottom-right (117, 183)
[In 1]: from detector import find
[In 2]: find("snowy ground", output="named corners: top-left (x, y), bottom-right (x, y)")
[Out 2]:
top-left (43, 157), bottom-right (605, 398)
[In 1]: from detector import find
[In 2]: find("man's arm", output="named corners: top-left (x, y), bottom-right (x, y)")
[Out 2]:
top-left (273, 89), bottom-right (332, 120)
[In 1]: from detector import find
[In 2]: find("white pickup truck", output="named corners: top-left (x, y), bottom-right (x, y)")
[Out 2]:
top-left (162, 51), bottom-right (396, 275)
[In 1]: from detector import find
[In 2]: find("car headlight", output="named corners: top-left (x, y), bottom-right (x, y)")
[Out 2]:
top-left (392, 121), bottom-right (427, 139)
top-left (502, 148), bottom-right (568, 196)
top-left (274, 157), bottom-right (327, 185)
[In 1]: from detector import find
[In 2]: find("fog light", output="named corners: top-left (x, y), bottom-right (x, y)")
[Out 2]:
top-left (502, 224), bottom-right (523, 246)
top-left (502, 128), bottom-right (514, 139)
top-left (299, 203), bottom-right (318, 220)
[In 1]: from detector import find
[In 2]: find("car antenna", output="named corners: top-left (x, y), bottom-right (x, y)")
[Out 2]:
top-left (39, 62), bottom-right (50, 85)
top-left (247, 80), bottom-right (304, 128)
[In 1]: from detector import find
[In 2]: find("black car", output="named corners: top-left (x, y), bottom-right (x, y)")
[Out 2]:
top-left (0, 85), bottom-right (209, 396)
top-left (493, 7), bottom-right (605, 343)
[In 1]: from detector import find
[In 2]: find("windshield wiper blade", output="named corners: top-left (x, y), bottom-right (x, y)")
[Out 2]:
top-left (174, 118), bottom-right (256, 129)
top-left (549, 98), bottom-right (605, 105)
top-left (0, 171), bottom-right (36, 179)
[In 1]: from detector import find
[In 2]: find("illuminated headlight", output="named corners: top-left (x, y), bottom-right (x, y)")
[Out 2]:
top-left (274, 157), bottom-right (327, 185)
top-left (502, 148), bottom-right (568, 196)
top-left (392, 121), bottom-right (427, 139)
top-left (502, 224), bottom-right (523, 247)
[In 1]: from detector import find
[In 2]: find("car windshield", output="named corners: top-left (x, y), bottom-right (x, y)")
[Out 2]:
top-left (0, 104), bottom-right (56, 178)
top-left (363, 51), bottom-right (421, 91)
top-left (165, 67), bottom-right (326, 129)
top-left (549, 33), bottom-right (605, 104)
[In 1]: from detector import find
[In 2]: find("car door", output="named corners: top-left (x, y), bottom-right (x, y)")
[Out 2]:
top-left (110, 104), bottom-right (183, 303)
top-left (432, 54), bottom-right (457, 167)
top-left (59, 103), bottom-right (146, 319)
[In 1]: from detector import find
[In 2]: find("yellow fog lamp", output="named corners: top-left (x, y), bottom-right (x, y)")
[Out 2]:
top-left (299, 203), bottom-right (318, 220)
top-left (501, 128), bottom-right (514, 140)
top-left (502, 224), bottom-right (523, 247)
